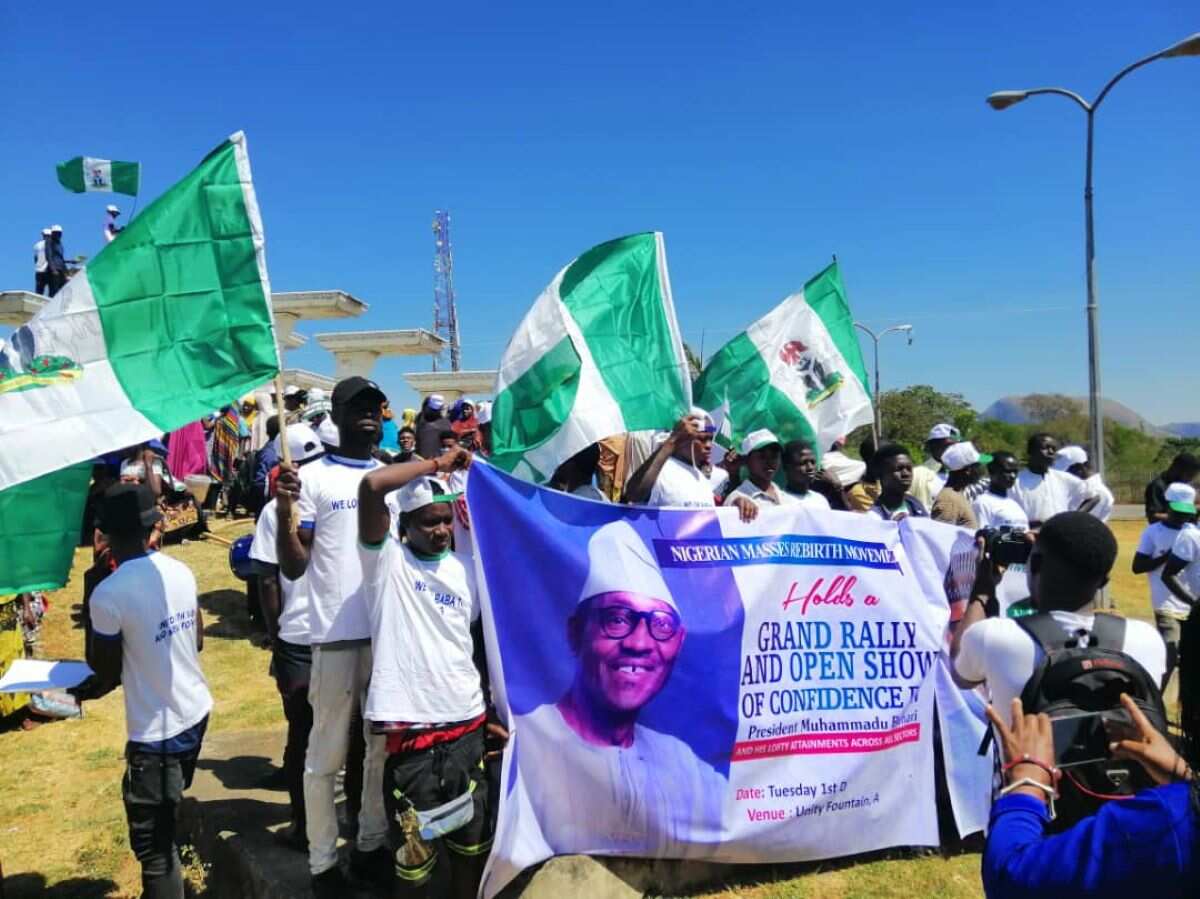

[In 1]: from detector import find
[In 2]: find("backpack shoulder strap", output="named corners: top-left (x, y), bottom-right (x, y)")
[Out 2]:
top-left (1089, 612), bottom-right (1127, 651)
top-left (1014, 613), bottom-right (1071, 653)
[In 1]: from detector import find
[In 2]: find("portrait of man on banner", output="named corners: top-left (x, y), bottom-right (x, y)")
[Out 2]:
top-left (512, 519), bottom-right (726, 856)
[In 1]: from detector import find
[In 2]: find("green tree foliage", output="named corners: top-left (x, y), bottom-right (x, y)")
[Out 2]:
top-left (848, 385), bottom-right (976, 456)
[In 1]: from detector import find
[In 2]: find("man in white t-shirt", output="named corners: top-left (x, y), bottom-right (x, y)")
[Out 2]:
top-left (33, 227), bottom-right (50, 295)
top-left (1134, 483), bottom-right (1197, 685)
top-left (514, 520), bottom-right (724, 858)
top-left (781, 439), bottom-right (833, 511)
top-left (972, 452), bottom-right (1029, 530)
top-left (275, 376), bottom-right (391, 896)
top-left (951, 511), bottom-right (1165, 714)
top-left (249, 422), bottom-right (324, 851)
top-left (1054, 445), bottom-right (1115, 522)
top-left (623, 408), bottom-right (757, 520)
top-left (77, 485), bottom-right (212, 899)
top-left (725, 429), bottom-right (797, 509)
top-left (1010, 433), bottom-right (1097, 528)
top-left (357, 446), bottom-right (504, 896)
top-left (970, 451), bottom-right (1033, 614)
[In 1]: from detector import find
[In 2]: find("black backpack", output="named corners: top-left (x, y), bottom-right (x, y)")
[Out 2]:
top-left (1016, 612), bottom-right (1169, 827)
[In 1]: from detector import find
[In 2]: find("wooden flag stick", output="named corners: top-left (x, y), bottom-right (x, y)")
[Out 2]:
top-left (274, 373), bottom-right (297, 533)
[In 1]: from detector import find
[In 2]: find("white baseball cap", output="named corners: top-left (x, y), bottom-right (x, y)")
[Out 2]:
top-left (740, 428), bottom-right (781, 456)
top-left (926, 423), bottom-right (960, 442)
top-left (316, 416), bottom-right (339, 448)
top-left (49, 224), bottom-right (63, 233)
top-left (1052, 446), bottom-right (1088, 471)
top-left (283, 384), bottom-right (304, 397)
top-left (1165, 482), bottom-right (1197, 515)
top-left (308, 387), bottom-right (327, 403)
top-left (577, 520), bottom-right (676, 611)
top-left (942, 441), bottom-right (991, 472)
top-left (687, 405), bottom-right (716, 433)
top-left (278, 422), bottom-right (324, 464)
top-left (41, 228), bottom-right (51, 236)
top-left (426, 394), bottom-right (446, 411)
top-left (106, 204), bottom-right (120, 214)
top-left (396, 474), bottom-right (461, 513)
top-left (476, 401), bottom-right (492, 426)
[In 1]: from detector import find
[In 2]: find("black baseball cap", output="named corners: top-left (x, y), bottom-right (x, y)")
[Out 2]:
top-left (99, 483), bottom-right (162, 535)
top-left (331, 376), bottom-right (387, 407)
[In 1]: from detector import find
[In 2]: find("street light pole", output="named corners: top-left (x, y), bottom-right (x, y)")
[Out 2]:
top-left (854, 322), bottom-right (914, 445)
top-left (987, 32), bottom-right (1200, 479)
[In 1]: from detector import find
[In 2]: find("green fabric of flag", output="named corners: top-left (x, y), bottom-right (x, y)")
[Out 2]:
top-left (57, 156), bottom-right (141, 195)
top-left (0, 463), bottom-right (91, 594)
top-left (491, 232), bottom-right (691, 482)
top-left (695, 262), bottom-right (872, 455)
top-left (2, 131), bottom-right (278, 498)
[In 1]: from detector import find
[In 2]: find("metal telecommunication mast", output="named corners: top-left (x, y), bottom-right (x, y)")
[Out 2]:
top-left (431, 210), bottom-right (461, 371)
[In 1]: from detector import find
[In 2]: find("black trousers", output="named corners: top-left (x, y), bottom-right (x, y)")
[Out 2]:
top-left (46, 270), bottom-right (66, 297)
top-left (273, 639), bottom-right (313, 830)
top-left (35, 271), bottom-right (50, 295)
top-left (122, 738), bottom-right (204, 899)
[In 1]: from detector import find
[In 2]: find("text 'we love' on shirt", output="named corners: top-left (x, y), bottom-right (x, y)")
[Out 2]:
top-left (295, 454), bottom-right (383, 644)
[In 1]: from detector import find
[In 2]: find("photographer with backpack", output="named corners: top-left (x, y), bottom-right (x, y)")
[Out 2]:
top-left (951, 512), bottom-right (1168, 824)
top-left (980, 615), bottom-right (1200, 897)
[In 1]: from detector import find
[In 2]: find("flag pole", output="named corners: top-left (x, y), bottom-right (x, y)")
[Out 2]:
top-left (274, 373), bottom-right (296, 532)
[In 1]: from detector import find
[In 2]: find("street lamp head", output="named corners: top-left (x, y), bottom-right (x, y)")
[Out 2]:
top-left (899, 324), bottom-right (914, 345)
top-left (1160, 32), bottom-right (1200, 58)
top-left (987, 91), bottom-right (1029, 110)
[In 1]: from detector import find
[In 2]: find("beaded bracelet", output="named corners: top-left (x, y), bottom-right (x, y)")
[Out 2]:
top-left (1002, 754), bottom-right (1061, 784)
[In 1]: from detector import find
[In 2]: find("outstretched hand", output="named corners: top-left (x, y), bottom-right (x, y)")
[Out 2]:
top-left (986, 698), bottom-right (1056, 797)
top-left (1108, 693), bottom-right (1190, 785)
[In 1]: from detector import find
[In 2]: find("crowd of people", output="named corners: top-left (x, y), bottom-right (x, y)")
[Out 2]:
top-left (50, 384), bottom-right (1200, 898)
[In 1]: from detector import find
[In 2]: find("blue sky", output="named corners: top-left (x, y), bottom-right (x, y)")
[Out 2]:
top-left (3, 2), bottom-right (1197, 423)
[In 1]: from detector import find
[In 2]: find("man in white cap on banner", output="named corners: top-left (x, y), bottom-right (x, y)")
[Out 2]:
top-left (356, 444), bottom-right (503, 897)
top-left (1054, 445), bottom-right (1114, 522)
top-left (514, 520), bottom-right (724, 858)
top-left (104, 204), bottom-right (123, 242)
top-left (623, 409), bottom-right (757, 520)
top-left (725, 429), bottom-right (795, 509)
top-left (930, 442), bottom-right (990, 528)
top-left (416, 394), bottom-right (452, 459)
top-left (249, 422), bottom-right (325, 851)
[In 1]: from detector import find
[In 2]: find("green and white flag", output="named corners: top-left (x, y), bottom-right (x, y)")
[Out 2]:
top-left (694, 261), bottom-right (872, 454)
top-left (491, 232), bottom-right (691, 482)
top-left (1, 130), bottom-right (279, 498)
top-left (57, 156), bottom-right (141, 195)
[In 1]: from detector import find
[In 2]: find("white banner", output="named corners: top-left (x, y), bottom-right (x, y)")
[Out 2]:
top-left (468, 463), bottom-right (984, 896)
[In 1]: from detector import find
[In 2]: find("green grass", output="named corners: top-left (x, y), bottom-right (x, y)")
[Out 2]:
top-left (0, 520), bottom-right (1154, 898)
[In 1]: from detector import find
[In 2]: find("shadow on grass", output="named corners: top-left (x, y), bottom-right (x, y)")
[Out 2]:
top-left (661, 836), bottom-right (986, 897)
top-left (1, 873), bottom-right (119, 898)
top-left (198, 589), bottom-right (254, 640)
top-left (196, 754), bottom-right (281, 791)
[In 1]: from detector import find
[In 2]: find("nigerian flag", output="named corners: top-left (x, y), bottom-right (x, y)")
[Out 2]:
top-left (0, 132), bottom-right (278, 591)
top-left (694, 261), bottom-right (872, 454)
top-left (57, 156), bottom-right (141, 195)
top-left (491, 232), bottom-right (691, 482)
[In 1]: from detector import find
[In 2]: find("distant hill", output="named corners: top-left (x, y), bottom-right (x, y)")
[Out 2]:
top-left (981, 394), bottom-right (1170, 436)
top-left (1163, 422), bottom-right (1200, 438)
